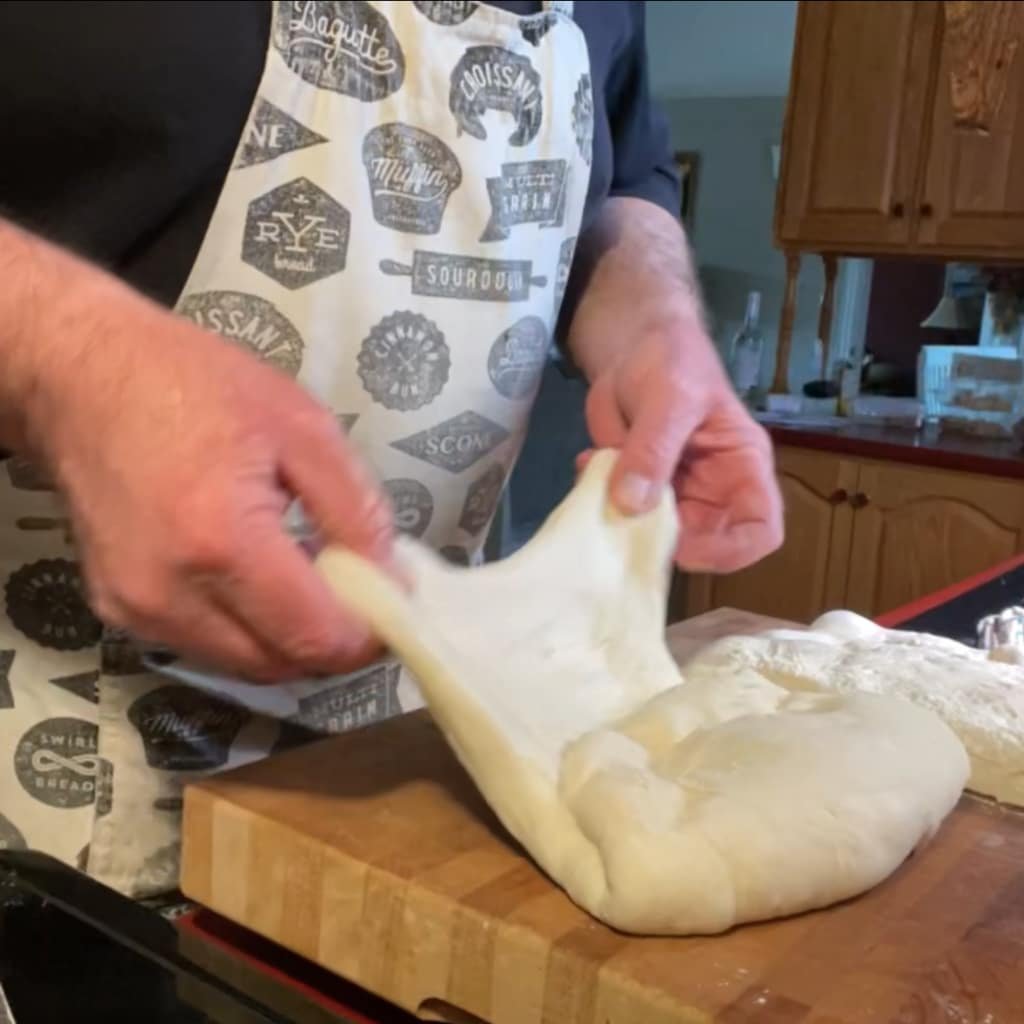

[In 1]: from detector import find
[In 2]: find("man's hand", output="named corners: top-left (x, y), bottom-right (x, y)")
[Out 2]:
top-left (564, 197), bottom-right (783, 574)
top-left (1, 222), bottom-right (393, 682)
top-left (582, 318), bottom-right (782, 573)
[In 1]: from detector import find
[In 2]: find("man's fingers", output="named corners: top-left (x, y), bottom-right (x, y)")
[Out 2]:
top-left (674, 475), bottom-right (784, 574)
top-left (611, 381), bottom-right (702, 516)
top-left (583, 374), bottom-right (628, 449)
top-left (202, 409), bottom-right (395, 679)
top-left (213, 524), bottom-right (383, 678)
top-left (129, 595), bottom-right (298, 684)
top-left (575, 447), bottom-right (596, 476)
top-left (281, 414), bottom-right (394, 564)
top-left (676, 520), bottom-right (782, 575)
top-left (579, 372), bottom-right (624, 479)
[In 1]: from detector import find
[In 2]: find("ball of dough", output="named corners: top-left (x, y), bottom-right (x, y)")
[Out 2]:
top-left (811, 610), bottom-right (885, 642)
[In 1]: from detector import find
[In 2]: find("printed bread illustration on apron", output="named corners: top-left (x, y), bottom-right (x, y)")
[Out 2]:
top-left (127, 687), bottom-right (251, 773)
top-left (380, 252), bottom-right (548, 302)
top-left (0, 0), bottom-right (594, 898)
top-left (235, 97), bottom-right (329, 169)
top-left (178, 291), bottom-right (307, 376)
top-left (450, 44), bottom-right (543, 145)
top-left (487, 315), bottom-right (549, 399)
top-left (357, 310), bottom-right (451, 411)
top-left (242, 177), bottom-right (352, 290)
top-left (363, 124), bottom-right (463, 235)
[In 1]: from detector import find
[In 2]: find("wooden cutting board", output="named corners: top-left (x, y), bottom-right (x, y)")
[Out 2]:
top-left (180, 608), bottom-right (1024, 1023)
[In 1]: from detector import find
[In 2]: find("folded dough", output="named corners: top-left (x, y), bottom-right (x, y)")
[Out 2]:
top-left (315, 450), bottom-right (969, 935)
top-left (683, 608), bottom-right (1024, 808)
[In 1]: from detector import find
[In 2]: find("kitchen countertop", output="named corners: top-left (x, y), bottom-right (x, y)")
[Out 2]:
top-left (764, 417), bottom-right (1024, 478)
top-left (4, 556), bottom-right (1024, 1024)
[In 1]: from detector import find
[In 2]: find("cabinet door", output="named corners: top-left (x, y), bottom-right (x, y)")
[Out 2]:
top-left (844, 462), bottom-right (1024, 617)
top-left (776, 1), bottom-right (939, 249)
top-left (916, 3), bottom-right (1024, 253)
top-left (686, 448), bottom-right (858, 623)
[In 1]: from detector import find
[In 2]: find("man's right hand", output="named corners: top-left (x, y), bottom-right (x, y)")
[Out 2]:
top-left (3, 222), bottom-right (394, 683)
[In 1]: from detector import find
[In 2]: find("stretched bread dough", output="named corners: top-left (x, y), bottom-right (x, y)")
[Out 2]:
top-left (683, 609), bottom-right (1024, 807)
top-left (315, 451), bottom-right (968, 935)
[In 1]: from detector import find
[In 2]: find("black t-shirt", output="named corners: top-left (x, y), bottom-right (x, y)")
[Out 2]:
top-left (0, 1), bottom-right (679, 307)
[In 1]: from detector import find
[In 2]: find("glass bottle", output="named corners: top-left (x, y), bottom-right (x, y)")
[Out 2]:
top-left (728, 290), bottom-right (765, 403)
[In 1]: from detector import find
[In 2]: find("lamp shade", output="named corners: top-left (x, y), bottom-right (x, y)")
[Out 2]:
top-left (921, 294), bottom-right (983, 330)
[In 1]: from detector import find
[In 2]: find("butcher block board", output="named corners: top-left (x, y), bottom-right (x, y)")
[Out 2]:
top-left (180, 608), bottom-right (1024, 1024)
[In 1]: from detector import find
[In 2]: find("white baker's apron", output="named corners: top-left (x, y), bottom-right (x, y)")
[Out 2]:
top-left (0, 0), bottom-right (593, 896)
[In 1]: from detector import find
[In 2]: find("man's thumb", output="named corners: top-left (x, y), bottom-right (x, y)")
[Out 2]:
top-left (611, 388), bottom-right (700, 516)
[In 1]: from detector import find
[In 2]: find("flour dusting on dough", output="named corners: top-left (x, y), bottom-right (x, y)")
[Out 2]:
top-left (684, 609), bottom-right (1024, 808)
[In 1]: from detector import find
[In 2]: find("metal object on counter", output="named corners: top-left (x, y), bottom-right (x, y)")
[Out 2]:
top-left (977, 605), bottom-right (1024, 649)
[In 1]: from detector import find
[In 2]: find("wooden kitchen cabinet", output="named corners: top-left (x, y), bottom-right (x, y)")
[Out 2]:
top-left (685, 447), bottom-right (1024, 622)
top-left (776, 0), bottom-right (1024, 258)
top-left (917, 8), bottom-right (1024, 254)
top-left (685, 447), bottom-right (858, 622)
top-left (776, 1), bottom-right (939, 249)
top-left (844, 460), bottom-right (1024, 615)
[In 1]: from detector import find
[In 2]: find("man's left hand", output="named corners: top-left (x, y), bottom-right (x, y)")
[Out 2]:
top-left (581, 311), bottom-right (783, 574)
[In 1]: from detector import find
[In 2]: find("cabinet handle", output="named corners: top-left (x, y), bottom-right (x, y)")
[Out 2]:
top-left (848, 492), bottom-right (871, 509)
top-left (920, 202), bottom-right (934, 218)
top-left (890, 201), bottom-right (905, 218)
top-left (828, 488), bottom-right (849, 505)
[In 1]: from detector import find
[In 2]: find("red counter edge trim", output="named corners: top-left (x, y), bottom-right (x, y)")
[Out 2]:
top-left (176, 911), bottom-right (382, 1024)
top-left (876, 552), bottom-right (1024, 628)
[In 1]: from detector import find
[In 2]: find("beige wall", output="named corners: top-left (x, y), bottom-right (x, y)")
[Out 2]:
top-left (661, 95), bottom-right (826, 389)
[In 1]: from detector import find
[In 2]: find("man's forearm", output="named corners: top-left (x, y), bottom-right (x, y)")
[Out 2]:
top-left (0, 219), bottom-right (139, 454)
top-left (563, 197), bottom-right (707, 381)
top-left (0, 220), bottom-right (82, 452)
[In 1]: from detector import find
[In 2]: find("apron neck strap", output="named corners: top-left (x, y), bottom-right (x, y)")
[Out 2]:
top-left (543, 0), bottom-right (574, 18)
